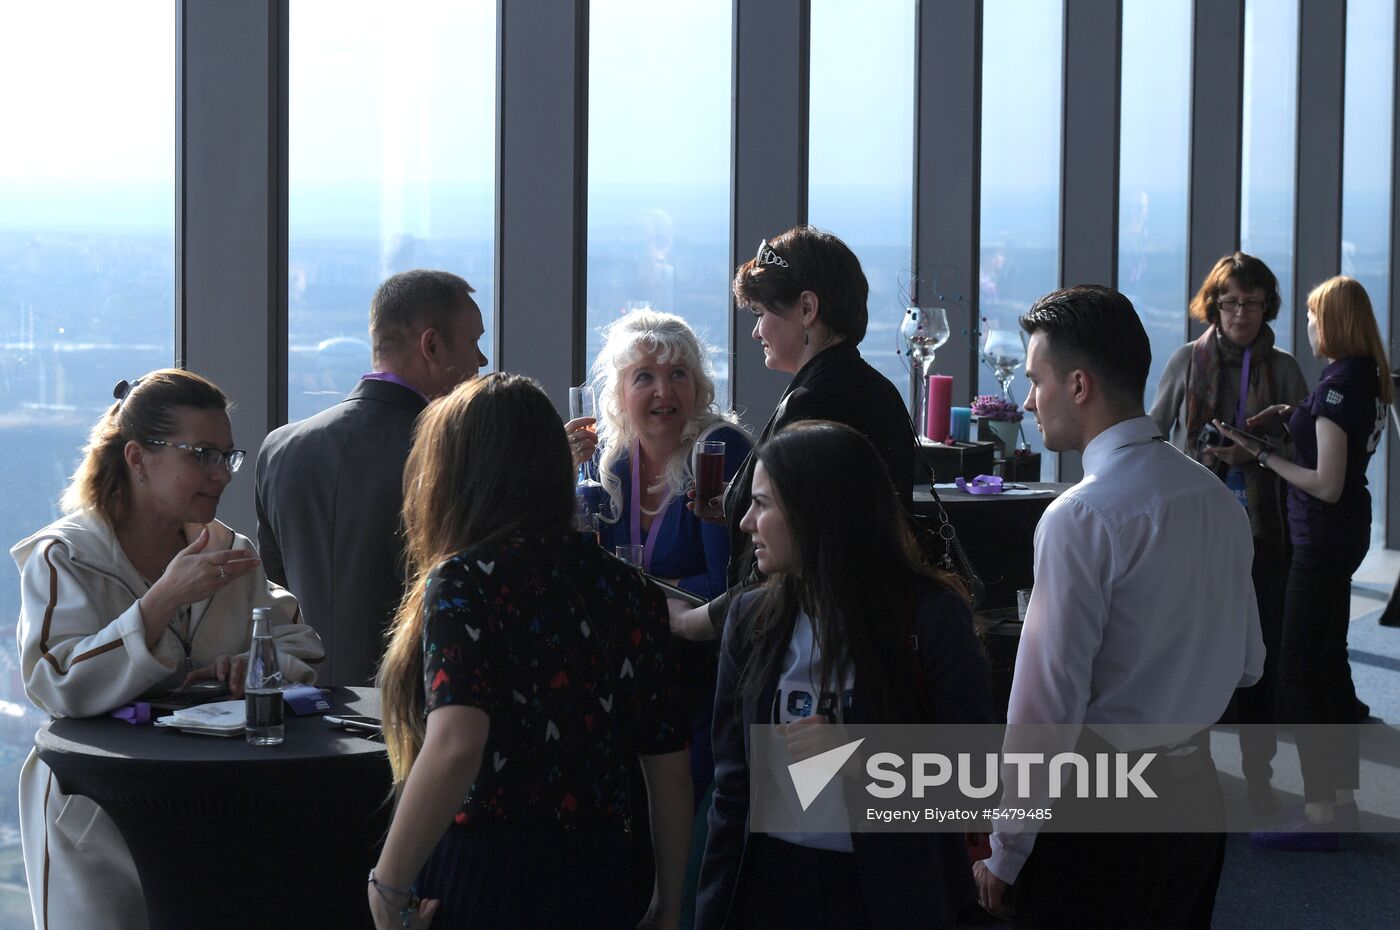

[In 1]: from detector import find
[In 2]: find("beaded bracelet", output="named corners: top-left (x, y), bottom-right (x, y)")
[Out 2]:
top-left (368, 869), bottom-right (419, 929)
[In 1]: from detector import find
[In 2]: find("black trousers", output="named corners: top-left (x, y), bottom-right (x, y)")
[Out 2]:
top-left (1279, 542), bottom-right (1368, 802)
top-left (1013, 734), bottom-right (1227, 929)
top-left (1236, 535), bottom-right (1288, 783)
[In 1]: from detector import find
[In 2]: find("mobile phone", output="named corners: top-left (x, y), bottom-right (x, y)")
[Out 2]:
top-left (324, 714), bottom-right (382, 735)
top-left (178, 679), bottom-right (230, 695)
top-left (1201, 421), bottom-right (1275, 451)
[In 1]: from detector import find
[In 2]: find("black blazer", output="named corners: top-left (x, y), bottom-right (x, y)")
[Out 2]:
top-left (696, 588), bottom-right (994, 930)
top-left (723, 341), bottom-right (918, 588)
top-left (254, 378), bottom-right (427, 686)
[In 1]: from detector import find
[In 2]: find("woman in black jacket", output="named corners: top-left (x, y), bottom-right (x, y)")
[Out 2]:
top-left (695, 421), bottom-right (993, 930)
top-left (671, 225), bottom-right (919, 640)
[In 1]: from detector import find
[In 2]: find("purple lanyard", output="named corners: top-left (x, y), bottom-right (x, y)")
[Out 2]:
top-left (629, 440), bottom-right (671, 572)
top-left (1234, 348), bottom-right (1252, 427)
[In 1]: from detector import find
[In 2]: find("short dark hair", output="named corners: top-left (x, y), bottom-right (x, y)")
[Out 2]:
top-left (1019, 285), bottom-right (1151, 411)
top-left (731, 225), bottom-right (870, 343)
top-left (1189, 252), bottom-right (1281, 325)
top-left (369, 270), bottom-right (476, 359)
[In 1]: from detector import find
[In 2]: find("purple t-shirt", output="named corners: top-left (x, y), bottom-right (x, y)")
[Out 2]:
top-left (1286, 356), bottom-right (1386, 549)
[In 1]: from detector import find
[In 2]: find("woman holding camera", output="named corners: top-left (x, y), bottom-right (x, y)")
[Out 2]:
top-left (1218, 276), bottom-right (1390, 849)
top-left (372, 374), bottom-right (693, 929)
top-left (1149, 252), bottom-right (1308, 811)
top-left (696, 421), bottom-right (993, 930)
top-left (11, 370), bottom-right (324, 930)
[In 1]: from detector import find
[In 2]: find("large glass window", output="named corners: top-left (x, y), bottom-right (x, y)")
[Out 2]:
top-left (586, 1), bottom-right (732, 406)
top-left (1342, 0), bottom-right (1395, 549)
top-left (980, 0), bottom-right (1064, 467)
top-left (1241, 0), bottom-right (1299, 350)
top-left (808, 0), bottom-right (916, 396)
top-left (1119, 0), bottom-right (1192, 411)
top-left (289, 1), bottom-right (496, 424)
top-left (0, 1), bottom-right (175, 915)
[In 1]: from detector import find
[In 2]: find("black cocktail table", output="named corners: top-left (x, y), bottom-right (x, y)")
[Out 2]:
top-left (36, 686), bottom-right (391, 930)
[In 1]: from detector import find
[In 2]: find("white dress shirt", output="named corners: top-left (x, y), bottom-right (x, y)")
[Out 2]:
top-left (987, 416), bottom-right (1264, 882)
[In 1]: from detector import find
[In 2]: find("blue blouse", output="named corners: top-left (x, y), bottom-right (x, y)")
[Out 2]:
top-left (594, 425), bottom-right (751, 599)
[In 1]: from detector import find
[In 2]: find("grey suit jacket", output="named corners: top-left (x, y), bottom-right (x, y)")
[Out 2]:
top-left (255, 378), bottom-right (426, 685)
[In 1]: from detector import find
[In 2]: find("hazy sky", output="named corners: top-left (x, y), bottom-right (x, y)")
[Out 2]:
top-left (0, 0), bottom-right (1391, 229)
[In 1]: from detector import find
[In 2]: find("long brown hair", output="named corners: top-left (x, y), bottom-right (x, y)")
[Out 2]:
top-left (378, 373), bottom-right (574, 788)
top-left (737, 421), bottom-right (968, 724)
top-left (62, 369), bottom-right (230, 527)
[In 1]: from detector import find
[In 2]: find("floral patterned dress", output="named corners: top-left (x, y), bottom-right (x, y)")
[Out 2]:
top-left (422, 529), bottom-right (690, 829)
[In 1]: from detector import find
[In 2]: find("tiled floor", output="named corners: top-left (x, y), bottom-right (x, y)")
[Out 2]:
top-left (1212, 545), bottom-right (1400, 927)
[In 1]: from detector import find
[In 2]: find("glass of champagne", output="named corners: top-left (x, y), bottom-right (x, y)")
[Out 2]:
top-left (569, 385), bottom-right (604, 533)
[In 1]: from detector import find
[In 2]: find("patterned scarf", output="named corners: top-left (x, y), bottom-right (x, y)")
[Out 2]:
top-left (1184, 323), bottom-right (1276, 468)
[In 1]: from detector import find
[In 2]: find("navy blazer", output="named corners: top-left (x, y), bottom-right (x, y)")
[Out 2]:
top-left (696, 587), bottom-right (995, 930)
top-left (255, 377), bottom-right (426, 686)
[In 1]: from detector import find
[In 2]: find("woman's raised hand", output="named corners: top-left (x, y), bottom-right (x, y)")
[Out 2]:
top-left (1245, 403), bottom-right (1293, 430)
top-left (139, 528), bottom-right (261, 642)
top-left (564, 416), bottom-right (599, 467)
top-left (684, 484), bottom-right (727, 524)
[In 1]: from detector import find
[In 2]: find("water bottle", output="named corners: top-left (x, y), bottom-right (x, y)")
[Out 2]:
top-left (244, 608), bottom-right (285, 746)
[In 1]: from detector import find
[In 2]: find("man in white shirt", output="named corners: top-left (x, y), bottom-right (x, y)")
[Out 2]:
top-left (973, 285), bottom-right (1264, 927)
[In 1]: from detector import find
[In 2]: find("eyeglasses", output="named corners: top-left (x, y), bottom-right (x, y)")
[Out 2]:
top-left (754, 239), bottom-right (789, 268)
top-left (1218, 297), bottom-right (1267, 316)
top-left (144, 439), bottom-right (246, 473)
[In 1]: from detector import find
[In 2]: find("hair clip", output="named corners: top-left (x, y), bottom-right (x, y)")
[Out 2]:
top-left (113, 379), bottom-right (142, 405)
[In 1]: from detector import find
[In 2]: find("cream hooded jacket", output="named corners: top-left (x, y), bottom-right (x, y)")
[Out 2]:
top-left (11, 509), bottom-right (324, 929)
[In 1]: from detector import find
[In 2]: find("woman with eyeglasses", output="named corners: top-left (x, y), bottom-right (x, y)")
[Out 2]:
top-left (1148, 252), bottom-right (1308, 814)
top-left (669, 226), bottom-right (920, 642)
top-left (1217, 276), bottom-right (1391, 851)
top-left (10, 369), bottom-right (324, 930)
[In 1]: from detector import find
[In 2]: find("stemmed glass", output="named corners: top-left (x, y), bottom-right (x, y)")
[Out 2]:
top-left (981, 326), bottom-right (1026, 400)
top-left (899, 306), bottom-right (951, 427)
top-left (569, 385), bottom-right (604, 533)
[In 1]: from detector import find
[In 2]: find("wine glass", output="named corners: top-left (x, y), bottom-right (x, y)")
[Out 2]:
top-left (569, 385), bottom-right (604, 532)
top-left (900, 306), bottom-right (951, 422)
top-left (981, 326), bottom-right (1026, 400)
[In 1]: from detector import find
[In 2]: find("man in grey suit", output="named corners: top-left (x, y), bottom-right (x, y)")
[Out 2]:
top-left (255, 270), bottom-right (486, 685)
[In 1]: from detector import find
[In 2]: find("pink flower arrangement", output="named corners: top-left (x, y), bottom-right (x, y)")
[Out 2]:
top-left (971, 394), bottom-right (1023, 422)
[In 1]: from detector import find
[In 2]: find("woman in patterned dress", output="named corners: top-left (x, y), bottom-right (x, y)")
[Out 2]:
top-left (370, 373), bottom-right (694, 929)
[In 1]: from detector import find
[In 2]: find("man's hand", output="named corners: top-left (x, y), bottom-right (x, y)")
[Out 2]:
top-left (973, 860), bottom-right (1014, 920)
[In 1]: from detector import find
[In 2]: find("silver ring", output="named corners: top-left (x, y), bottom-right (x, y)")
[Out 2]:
top-left (218, 563), bottom-right (226, 580)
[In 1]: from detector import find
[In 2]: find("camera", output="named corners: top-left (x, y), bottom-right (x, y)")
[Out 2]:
top-left (1199, 422), bottom-right (1232, 449)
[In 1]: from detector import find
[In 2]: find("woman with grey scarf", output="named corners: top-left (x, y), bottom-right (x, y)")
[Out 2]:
top-left (1149, 251), bottom-right (1308, 814)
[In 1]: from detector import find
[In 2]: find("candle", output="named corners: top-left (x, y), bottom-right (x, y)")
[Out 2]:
top-left (924, 375), bottom-right (953, 443)
top-left (950, 406), bottom-right (972, 443)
